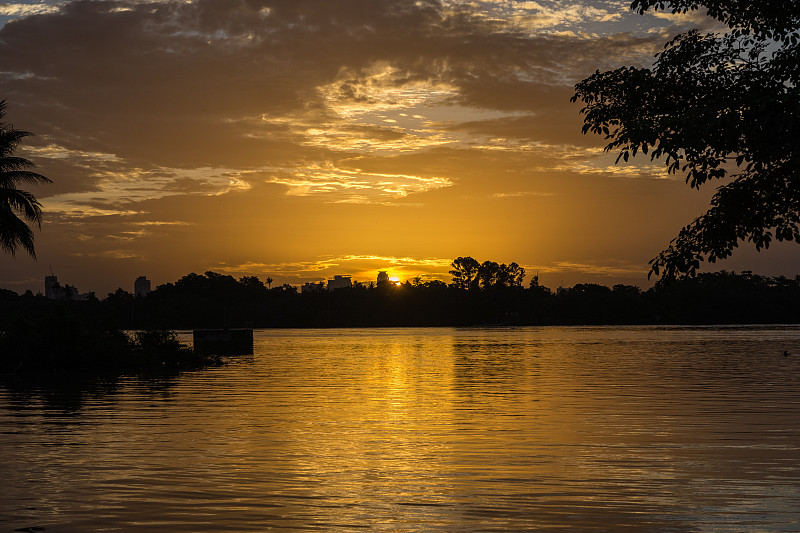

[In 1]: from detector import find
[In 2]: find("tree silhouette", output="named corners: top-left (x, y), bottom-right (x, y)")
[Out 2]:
top-left (449, 256), bottom-right (480, 289)
top-left (0, 100), bottom-right (52, 258)
top-left (572, 1), bottom-right (800, 279)
top-left (265, 276), bottom-right (273, 289)
top-left (478, 260), bottom-right (501, 289)
top-left (503, 262), bottom-right (526, 287)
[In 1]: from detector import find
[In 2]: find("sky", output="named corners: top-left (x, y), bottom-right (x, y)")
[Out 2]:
top-left (2, 0), bottom-right (799, 296)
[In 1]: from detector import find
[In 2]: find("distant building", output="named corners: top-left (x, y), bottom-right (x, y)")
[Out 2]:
top-left (377, 271), bottom-right (389, 284)
top-left (44, 275), bottom-right (59, 299)
top-left (326, 275), bottom-right (352, 290)
top-left (134, 276), bottom-right (151, 298)
top-left (44, 274), bottom-right (90, 300)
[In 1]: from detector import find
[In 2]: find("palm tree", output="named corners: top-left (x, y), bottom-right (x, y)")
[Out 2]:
top-left (265, 276), bottom-right (273, 289)
top-left (0, 100), bottom-right (51, 258)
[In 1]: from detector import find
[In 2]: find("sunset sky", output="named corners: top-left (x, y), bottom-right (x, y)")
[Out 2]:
top-left (2, 0), bottom-right (798, 296)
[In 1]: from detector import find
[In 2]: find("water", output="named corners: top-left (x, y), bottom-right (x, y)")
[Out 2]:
top-left (2, 326), bottom-right (799, 531)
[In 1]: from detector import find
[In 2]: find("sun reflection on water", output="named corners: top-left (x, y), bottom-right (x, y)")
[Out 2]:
top-left (2, 326), bottom-right (799, 531)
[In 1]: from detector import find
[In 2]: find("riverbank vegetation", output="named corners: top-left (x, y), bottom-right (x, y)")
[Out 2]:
top-left (3, 264), bottom-right (799, 331)
top-left (0, 303), bottom-right (222, 375)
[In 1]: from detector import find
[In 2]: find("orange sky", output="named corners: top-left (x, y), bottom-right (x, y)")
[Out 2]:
top-left (2, 0), bottom-right (798, 296)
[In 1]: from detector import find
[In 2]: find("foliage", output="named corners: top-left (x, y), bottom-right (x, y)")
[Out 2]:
top-left (6, 266), bottom-right (798, 330)
top-left (0, 100), bottom-right (51, 258)
top-left (0, 306), bottom-right (131, 373)
top-left (132, 328), bottom-right (183, 353)
top-left (572, 1), bottom-right (800, 279)
top-left (630, 1), bottom-right (799, 38)
top-left (0, 302), bottom-right (217, 375)
top-left (449, 256), bottom-right (480, 289)
top-left (449, 256), bottom-right (526, 290)
top-left (130, 328), bottom-right (221, 370)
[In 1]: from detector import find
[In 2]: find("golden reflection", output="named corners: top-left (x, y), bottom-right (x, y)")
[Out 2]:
top-left (4, 328), bottom-right (800, 529)
top-left (263, 333), bottom-right (463, 518)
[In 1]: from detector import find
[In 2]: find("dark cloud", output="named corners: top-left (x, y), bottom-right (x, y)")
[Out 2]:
top-left (0, 0), bottom-right (662, 166)
top-left (447, 110), bottom-right (597, 147)
top-left (1, 0), bottom-right (721, 295)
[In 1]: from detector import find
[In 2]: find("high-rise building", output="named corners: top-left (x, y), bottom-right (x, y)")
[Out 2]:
top-left (326, 275), bottom-right (352, 290)
top-left (377, 271), bottom-right (389, 284)
top-left (44, 274), bottom-right (90, 300)
top-left (134, 276), bottom-right (151, 297)
top-left (44, 275), bottom-right (59, 299)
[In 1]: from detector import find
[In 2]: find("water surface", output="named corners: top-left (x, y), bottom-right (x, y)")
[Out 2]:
top-left (2, 326), bottom-right (799, 531)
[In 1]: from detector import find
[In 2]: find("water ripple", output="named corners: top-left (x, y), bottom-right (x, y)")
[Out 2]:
top-left (2, 326), bottom-right (800, 531)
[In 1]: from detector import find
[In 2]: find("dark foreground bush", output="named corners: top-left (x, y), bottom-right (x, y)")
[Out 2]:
top-left (128, 328), bottom-right (223, 371)
top-left (0, 309), bottom-right (221, 375)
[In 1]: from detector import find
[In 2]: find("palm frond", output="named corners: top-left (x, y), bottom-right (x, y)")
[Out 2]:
top-left (0, 155), bottom-right (36, 171)
top-left (0, 130), bottom-right (33, 157)
top-left (0, 188), bottom-right (44, 225)
top-left (0, 99), bottom-right (50, 258)
top-left (0, 205), bottom-right (36, 258)
top-left (0, 169), bottom-right (52, 187)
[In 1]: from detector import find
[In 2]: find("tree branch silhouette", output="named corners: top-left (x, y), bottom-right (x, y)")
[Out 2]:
top-left (572, 1), bottom-right (800, 279)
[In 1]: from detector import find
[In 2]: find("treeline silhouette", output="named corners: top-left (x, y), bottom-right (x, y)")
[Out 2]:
top-left (3, 264), bottom-right (799, 329)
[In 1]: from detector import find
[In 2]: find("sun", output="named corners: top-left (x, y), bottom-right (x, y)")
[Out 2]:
top-left (389, 276), bottom-right (401, 285)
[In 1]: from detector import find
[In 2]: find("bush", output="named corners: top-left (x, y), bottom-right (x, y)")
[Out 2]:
top-left (0, 309), bottom-right (219, 375)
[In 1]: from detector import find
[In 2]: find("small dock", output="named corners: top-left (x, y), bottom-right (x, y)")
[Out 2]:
top-left (193, 328), bottom-right (254, 355)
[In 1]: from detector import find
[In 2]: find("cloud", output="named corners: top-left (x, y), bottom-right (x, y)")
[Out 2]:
top-left (22, 143), bottom-right (120, 162)
top-left (491, 191), bottom-right (554, 198)
top-left (39, 164), bottom-right (253, 216)
top-left (0, 0), bottom-right (668, 172)
top-left (130, 220), bottom-right (195, 227)
top-left (548, 260), bottom-right (648, 277)
top-left (266, 162), bottom-right (453, 203)
top-left (212, 254), bottom-right (652, 288)
top-left (211, 254), bottom-right (455, 284)
top-left (0, 0), bottom-right (720, 295)
top-left (72, 249), bottom-right (142, 260)
top-left (522, 259), bottom-right (652, 287)
top-left (0, 2), bottom-right (61, 18)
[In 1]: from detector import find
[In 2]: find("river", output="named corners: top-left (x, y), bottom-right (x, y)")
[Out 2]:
top-left (2, 326), bottom-right (799, 531)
